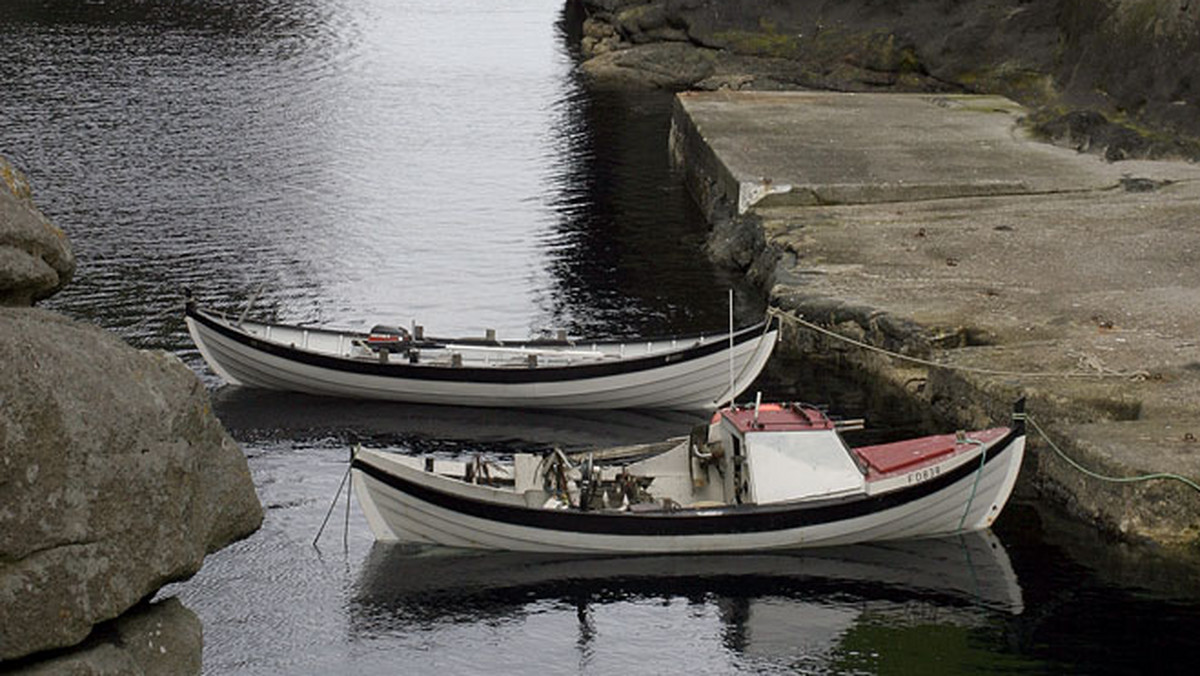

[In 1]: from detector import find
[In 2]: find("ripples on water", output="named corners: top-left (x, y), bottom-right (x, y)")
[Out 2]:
top-left (3, 0), bottom-right (752, 358)
top-left (5, 1), bottom-right (1200, 675)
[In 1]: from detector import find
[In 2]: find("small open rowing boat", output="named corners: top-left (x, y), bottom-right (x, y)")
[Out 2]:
top-left (185, 299), bottom-right (779, 410)
top-left (351, 398), bottom-right (1026, 553)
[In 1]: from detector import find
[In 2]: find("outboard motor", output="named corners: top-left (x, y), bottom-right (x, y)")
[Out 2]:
top-left (366, 325), bottom-right (411, 353)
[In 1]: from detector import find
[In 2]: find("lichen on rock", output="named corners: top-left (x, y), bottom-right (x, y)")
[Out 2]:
top-left (0, 157), bottom-right (74, 306)
top-left (0, 598), bottom-right (203, 676)
top-left (0, 306), bottom-right (263, 664)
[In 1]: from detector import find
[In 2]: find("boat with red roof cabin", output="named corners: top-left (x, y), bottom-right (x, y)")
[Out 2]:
top-left (350, 398), bottom-right (1026, 552)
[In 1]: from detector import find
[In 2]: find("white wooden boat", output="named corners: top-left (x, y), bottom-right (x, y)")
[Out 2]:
top-left (351, 399), bottom-right (1026, 553)
top-left (184, 300), bottom-right (779, 410)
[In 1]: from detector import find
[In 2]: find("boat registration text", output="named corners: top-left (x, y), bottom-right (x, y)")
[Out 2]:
top-left (906, 465), bottom-right (941, 485)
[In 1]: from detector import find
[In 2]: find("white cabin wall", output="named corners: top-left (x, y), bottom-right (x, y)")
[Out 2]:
top-left (746, 431), bottom-right (865, 504)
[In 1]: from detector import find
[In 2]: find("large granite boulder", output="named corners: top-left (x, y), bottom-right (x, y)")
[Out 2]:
top-left (2, 598), bottom-right (202, 676)
top-left (0, 307), bottom-right (263, 662)
top-left (0, 158), bottom-right (74, 306)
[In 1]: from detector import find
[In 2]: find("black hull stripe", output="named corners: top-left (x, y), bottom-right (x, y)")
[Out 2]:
top-left (188, 305), bottom-right (775, 385)
top-left (352, 428), bottom-right (1021, 537)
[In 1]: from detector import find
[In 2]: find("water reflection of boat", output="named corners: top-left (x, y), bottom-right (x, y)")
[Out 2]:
top-left (349, 531), bottom-right (1023, 663)
top-left (185, 300), bottom-right (779, 409)
top-left (353, 530), bottom-right (1022, 615)
top-left (209, 386), bottom-right (707, 451)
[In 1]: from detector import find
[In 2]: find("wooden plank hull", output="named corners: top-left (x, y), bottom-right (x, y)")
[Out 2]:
top-left (186, 304), bottom-right (779, 410)
top-left (350, 426), bottom-right (1025, 554)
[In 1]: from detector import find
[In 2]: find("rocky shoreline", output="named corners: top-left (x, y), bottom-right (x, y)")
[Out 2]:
top-left (1, 156), bottom-right (262, 673)
top-left (574, 0), bottom-right (1200, 161)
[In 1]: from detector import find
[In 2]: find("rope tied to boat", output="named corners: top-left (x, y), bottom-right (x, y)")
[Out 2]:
top-left (314, 444), bottom-right (359, 549)
top-left (766, 306), bottom-right (1150, 380)
top-left (956, 435), bottom-right (988, 531)
top-left (769, 306), bottom-right (1200, 496)
top-left (1023, 414), bottom-right (1200, 495)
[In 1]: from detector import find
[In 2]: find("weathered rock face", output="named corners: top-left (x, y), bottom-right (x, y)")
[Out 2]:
top-left (2, 598), bottom-right (203, 676)
top-left (578, 0), bottom-right (1062, 92)
top-left (576, 0), bottom-right (1200, 154)
top-left (0, 157), bottom-right (74, 306)
top-left (0, 307), bottom-right (263, 662)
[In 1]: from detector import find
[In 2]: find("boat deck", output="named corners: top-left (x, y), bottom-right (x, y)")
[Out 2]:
top-left (854, 428), bottom-right (1010, 478)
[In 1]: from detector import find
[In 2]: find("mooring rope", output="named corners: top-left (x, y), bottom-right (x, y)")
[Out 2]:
top-left (957, 437), bottom-right (987, 531)
top-left (768, 306), bottom-right (1199, 493)
top-left (766, 306), bottom-right (1149, 379)
top-left (1020, 413), bottom-right (1200, 494)
top-left (314, 444), bottom-right (359, 548)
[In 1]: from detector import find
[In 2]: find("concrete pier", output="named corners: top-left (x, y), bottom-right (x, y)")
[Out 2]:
top-left (671, 91), bottom-right (1200, 548)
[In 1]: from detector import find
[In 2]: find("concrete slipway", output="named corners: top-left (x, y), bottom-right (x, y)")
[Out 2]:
top-left (670, 91), bottom-right (1200, 550)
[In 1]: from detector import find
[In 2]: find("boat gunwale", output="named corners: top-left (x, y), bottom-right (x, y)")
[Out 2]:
top-left (186, 303), bottom-right (778, 385)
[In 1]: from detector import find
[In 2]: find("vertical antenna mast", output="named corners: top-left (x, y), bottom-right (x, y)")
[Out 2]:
top-left (727, 288), bottom-right (734, 407)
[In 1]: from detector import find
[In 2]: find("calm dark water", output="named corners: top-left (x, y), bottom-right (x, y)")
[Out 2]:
top-left (1, 0), bottom-right (754, 351)
top-left (3, 1), bottom-right (1200, 674)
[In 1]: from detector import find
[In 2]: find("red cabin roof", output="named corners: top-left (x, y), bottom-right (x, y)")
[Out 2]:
top-left (717, 403), bottom-right (836, 433)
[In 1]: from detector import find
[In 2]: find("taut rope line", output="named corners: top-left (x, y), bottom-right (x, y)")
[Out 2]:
top-left (766, 306), bottom-right (1148, 380)
top-left (769, 306), bottom-right (1199, 493)
top-left (1020, 414), bottom-right (1200, 494)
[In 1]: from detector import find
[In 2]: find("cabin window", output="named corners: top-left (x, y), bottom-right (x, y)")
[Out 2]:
top-left (745, 431), bottom-right (865, 504)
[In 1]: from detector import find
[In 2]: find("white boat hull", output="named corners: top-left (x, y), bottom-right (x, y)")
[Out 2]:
top-left (351, 426), bottom-right (1025, 554)
top-left (185, 304), bottom-right (779, 410)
